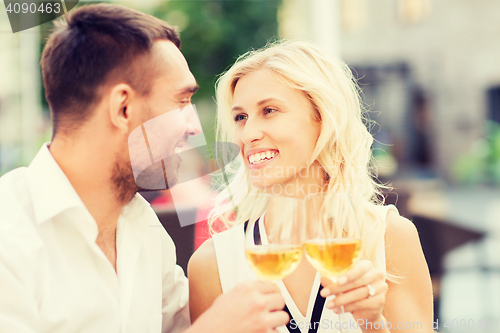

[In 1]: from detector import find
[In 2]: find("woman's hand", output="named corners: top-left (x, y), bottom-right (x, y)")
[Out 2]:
top-left (319, 260), bottom-right (388, 327)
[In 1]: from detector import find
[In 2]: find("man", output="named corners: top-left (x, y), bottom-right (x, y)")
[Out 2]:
top-left (0, 4), bottom-right (288, 333)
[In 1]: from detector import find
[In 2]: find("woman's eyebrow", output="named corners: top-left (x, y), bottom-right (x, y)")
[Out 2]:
top-left (232, 97), bottom-right (285, 112)
top-left (256, 97), bottom-right (284, 106)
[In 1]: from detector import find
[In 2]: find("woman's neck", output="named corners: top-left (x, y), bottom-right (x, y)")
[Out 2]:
top-left (265, 162), bottom-right (327, 198)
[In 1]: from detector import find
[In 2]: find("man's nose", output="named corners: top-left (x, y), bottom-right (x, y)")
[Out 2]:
top-left (185, 105), bottom-right (202, 136)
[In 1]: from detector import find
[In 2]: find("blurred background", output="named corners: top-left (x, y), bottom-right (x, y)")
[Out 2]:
top-left (1, 0), bottom-right (499, 331)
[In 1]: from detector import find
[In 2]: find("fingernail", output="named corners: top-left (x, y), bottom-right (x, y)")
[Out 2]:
top-left (332, 307), bottom-right (340, 313)
top-left (320, 288), bottom-right (330, 297)
top-left (326, 301), bottom-right (335, 308)
top-left (338, 276), bottom-right (347, 285)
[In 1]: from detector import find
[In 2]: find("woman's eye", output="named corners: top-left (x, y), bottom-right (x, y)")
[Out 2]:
top-left (264, 107), bottom-right (278, 114)
top-left (234, 114), bottom-right (248, 122)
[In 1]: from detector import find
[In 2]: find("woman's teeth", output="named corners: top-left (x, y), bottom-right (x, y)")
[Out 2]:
top-left (249, 151), bottom-right (278, 165)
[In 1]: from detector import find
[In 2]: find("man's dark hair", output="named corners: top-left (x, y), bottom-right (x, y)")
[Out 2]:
top-left (41, 4), bottom-right (180, 136)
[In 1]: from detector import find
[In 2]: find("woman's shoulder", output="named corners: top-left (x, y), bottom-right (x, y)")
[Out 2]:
top-left (211, 222), bottom-right (245, 242)
top-left (188, 238), bottom-right (218, 279)
top-left (371, 203), bottom-right (399, 222)
top-left (189, 222), bottom-right (250, 295)
top-left (189, 222), bottom-right (246, 276)
top-left (369, 203), bottom-right (412, 234)
top-left (188, 239), bottom-right (224, 322)
top-left (385, 208), bottom-right (418, 243)
top-left (380, 203), bottom-right (420, 250)
top-left (383, 207), bottom-right (426, 278)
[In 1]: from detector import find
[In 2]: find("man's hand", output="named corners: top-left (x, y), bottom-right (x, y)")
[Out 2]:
top-left (187, 281), bottom-right (289, 333)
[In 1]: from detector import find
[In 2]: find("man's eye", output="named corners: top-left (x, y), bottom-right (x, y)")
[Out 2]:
top-left (234, 114), bottom-right (247, 122)
top-left (179, 100), bottom-right (191, 111)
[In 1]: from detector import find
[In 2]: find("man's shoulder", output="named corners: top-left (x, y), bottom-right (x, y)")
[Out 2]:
top-left (0, 167), bottom-right (42, 246)
top-left (0, 165), bottom-right (28, 190)
top-left (0, 167), bottom-right (32, 219)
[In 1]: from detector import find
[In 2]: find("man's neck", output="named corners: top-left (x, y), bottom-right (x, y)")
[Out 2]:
top-left (49, 136), bottom-right (124, 233)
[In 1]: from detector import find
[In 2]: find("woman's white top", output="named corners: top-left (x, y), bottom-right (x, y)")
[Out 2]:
top-left (212, 205), bottom-right (399, 333)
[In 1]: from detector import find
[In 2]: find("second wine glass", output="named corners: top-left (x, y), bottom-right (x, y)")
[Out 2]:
top-left (245, 194), bottom-right (305, 282)
top-left (302, 194), bottom-right (361, 333)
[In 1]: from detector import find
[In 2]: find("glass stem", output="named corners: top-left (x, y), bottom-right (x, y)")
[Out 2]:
top-left (339, 303), bottom-right (347, 333)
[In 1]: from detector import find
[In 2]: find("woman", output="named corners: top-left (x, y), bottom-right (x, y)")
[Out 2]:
top-left (188, 41), bottom-right (433, 332)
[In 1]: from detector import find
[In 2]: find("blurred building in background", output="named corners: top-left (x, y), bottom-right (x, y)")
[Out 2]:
top-left (3, 0), bottom-right (498, 184)
top-left (0, 11), bottom-right (44, 175)
top-left (280, 1), bottom-right (500, 331)
top-left (1, 1), bottom-right (499, 331)
top-left (281, 0), bottom-right (500, 184)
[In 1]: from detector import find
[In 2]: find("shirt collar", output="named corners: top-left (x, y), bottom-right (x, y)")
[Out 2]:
top-left (26, 143), bottom-right (153, 225)
top-left (121, 193), bottom-right (152, 224)
top-left (117, 194), bottom-right (152, 248)
top-left (26, 143), bottom-right (87, 224)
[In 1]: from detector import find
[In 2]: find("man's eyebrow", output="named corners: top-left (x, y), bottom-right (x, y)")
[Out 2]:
top-left (176, 84), bottom-right (199, 95)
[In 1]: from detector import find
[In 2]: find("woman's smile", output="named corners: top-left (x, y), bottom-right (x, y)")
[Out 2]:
top-left (232, 69), bottom-right (322, 191)
top-left (247, 149), bottom-right (279, 169)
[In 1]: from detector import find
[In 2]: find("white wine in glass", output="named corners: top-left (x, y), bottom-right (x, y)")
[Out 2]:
top-left (246, 244), bottom-right (303, 281)
top-left (302, 194), bottom-right (361, 333)
top-left (303, 239), bottom-right (361, 279)
top-left (245, 195), bottom-right (304, 282)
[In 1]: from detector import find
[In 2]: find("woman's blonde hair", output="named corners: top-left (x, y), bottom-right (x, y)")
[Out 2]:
top-left (209, 40), bottom-right (395, 281)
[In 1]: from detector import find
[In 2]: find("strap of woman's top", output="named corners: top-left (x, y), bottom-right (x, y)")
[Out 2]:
top-left (243, 220), bottom-right (326, 333)
top-left (243, 219), bottom-right (261, 245)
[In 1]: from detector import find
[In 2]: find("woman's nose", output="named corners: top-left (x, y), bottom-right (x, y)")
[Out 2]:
top-left (241, 118), bottom-right (264, 145)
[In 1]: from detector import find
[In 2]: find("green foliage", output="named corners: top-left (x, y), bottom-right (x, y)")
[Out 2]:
top-left (153, 0), bottom-right (280, 101)
top-left (37, 0), bottom-right (281, 145)
top-left (152, 0), bottom-right (281, 143)
top-left (453, 121), bottom-right (500, 185)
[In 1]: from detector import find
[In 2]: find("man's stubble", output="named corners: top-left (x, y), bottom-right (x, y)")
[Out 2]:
top-left (112, 154), bottom-right (180, 205)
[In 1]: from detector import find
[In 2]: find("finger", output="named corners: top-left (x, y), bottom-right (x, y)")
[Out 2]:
top-left (335, 260), bottom-right (372, 286)
top-left (321, 268), bottom-right (379, 296)
top-left (248, 281), bottom-right (281, 294)
top-left (336, 293), bottom-right (385, 314)
top-left (319, 276), bottom-right (335, 298)
top-left (262, 293), bottom-right (286, 311)
top-left (330, 268), bottom-right (384, 294)
top-left (319, 276), bottom-right (335, 292)
top-left (326, 280), bottom-right (386, 308)
top-left (328, 286), bottom-right (370, 308)
top-left (265, 310), bottom-right (290, 329)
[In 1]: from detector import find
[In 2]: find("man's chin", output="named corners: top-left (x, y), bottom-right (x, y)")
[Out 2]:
top-left (136, 178), bottom-right (178, 192)
top-left (134, 159), bottom-right (179, 191)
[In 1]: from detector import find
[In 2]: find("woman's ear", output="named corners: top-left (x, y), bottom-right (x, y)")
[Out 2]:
top-left (108, 83), bottom-right (137, 134)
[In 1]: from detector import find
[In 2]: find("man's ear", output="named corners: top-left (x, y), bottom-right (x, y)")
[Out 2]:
top-left (108, 83), bottom-right (138, 134)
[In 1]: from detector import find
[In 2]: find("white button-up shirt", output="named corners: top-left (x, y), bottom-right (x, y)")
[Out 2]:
top-left (0, 144), bottom-right (190, 333)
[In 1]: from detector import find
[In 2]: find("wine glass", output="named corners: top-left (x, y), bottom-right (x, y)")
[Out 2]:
top-left (302, 194), bottom-right (361, 333)
top-left (245, 194), bottom-right (304, 282)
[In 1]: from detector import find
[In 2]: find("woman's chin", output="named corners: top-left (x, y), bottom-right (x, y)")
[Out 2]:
top-left (249, 178), bottom-right (279, 190)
